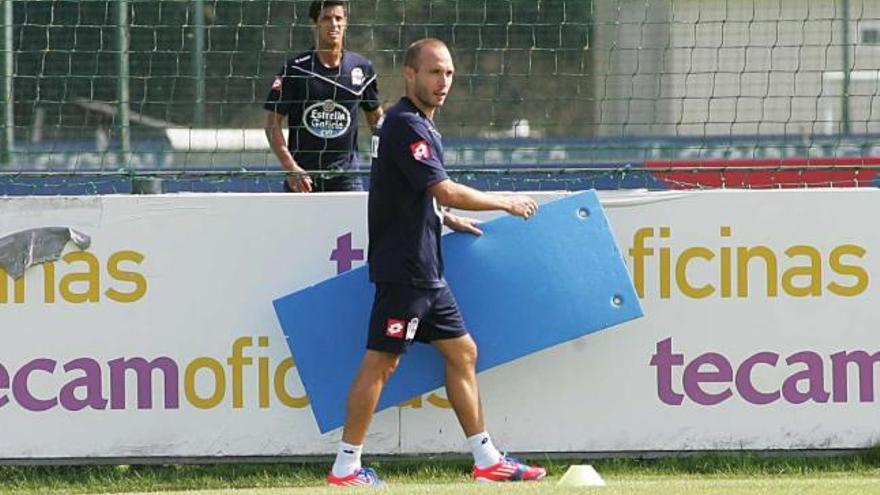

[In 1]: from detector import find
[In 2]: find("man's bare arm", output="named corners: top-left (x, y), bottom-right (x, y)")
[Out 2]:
top-left (429, 179), bottom-right (537, 219)
top-left (264, 111), bottom-right (313, 193)
top-left (364, 106), bottom-right (384, 132)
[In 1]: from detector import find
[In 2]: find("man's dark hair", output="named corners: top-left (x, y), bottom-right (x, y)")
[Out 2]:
top-left (309, 1), bottom-right (348, 22)
top-left (404, 38), bottom-right (448, 70)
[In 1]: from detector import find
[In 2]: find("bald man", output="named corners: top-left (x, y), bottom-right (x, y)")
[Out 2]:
top-left (327, 38), bottom-right (545, 487)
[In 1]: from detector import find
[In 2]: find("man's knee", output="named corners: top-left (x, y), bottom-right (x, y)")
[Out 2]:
top-left (440, 335), bottom-right (478, 370)
top-left (362, 350), bottom-right (402, 381)
top-left (461, 338), bottom-right (478, 365)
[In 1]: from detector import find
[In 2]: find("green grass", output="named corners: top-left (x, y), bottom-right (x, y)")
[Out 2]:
top-left (1, 449), bottom-right (879, 495)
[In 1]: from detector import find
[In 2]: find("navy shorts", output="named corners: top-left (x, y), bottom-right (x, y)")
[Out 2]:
top-left (367, 284), bottom-right (468, 354)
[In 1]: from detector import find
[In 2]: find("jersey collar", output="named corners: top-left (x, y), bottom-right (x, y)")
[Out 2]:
top-left (401, 97), bottom-right (429, 119)
top-left (310, 46), bottom-right (346, 71)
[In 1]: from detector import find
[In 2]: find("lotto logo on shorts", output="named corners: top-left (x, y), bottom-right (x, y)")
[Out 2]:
top-left (385, 318), bottom-right (407, 339)
top-left (410, 140), bottom-right (431, 161)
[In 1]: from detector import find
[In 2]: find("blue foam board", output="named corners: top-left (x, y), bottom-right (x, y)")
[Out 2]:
top-left (273, 190), bottom-right (642, 433)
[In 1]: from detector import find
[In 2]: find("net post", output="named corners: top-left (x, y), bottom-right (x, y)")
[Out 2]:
top-left (1, 0), bottom-right (13, 167)
top-left (841, 0), bottom-right (852, 135)
top-left (191, 0), bottom-right (206, 128)
top-left (116, 0), bottom-right (131, 168)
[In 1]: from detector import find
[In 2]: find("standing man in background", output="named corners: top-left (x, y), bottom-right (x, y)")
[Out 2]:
top-left (327, 38), bottom-right (546, 487)
top-left (264, 1), bottom-right (383, 192)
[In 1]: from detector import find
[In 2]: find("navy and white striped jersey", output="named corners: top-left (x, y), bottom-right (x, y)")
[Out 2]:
top-left (265, 49), bottom-right (380, 172)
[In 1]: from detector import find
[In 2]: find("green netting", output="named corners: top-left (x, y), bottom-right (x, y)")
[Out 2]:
top-left (1, 1), bottom-right (879, 193)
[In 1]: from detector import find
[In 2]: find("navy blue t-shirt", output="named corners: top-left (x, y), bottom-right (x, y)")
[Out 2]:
top-left (264, 49), bottom-right (380, 172)
top-left (368, 97), bottom-right (449, 288)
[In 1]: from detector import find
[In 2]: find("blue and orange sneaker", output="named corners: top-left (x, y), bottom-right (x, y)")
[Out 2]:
top-left (326, 467), bottom-right (385, 488)
top-left (472, 454), bottom-right (547, 482)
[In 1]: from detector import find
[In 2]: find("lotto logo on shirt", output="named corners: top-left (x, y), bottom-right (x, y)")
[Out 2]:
top-left (410, 140), bottom-right (432, 161)
top-left (386, 318), bottom-right (407, 339)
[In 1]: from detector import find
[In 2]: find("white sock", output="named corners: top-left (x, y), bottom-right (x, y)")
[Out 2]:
top-left (331, 441), bottom-right (363, 478)
top-left (467, 432), bottom-right (503, 469)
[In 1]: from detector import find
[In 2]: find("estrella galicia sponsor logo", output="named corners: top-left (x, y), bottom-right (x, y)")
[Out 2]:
top-left (303, 99), bottom-right (351, 139)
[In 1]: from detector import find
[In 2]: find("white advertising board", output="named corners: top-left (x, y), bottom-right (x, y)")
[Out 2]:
top-left (0, 189), bottom-right (877, 460)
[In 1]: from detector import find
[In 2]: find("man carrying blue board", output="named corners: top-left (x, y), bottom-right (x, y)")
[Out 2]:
top-left (327, 38), bottom-right (546, 487)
